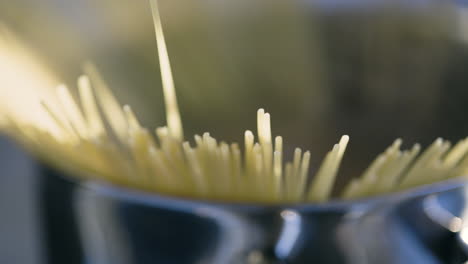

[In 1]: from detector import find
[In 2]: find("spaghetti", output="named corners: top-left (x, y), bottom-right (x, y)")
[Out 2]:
top-left (1, 0), bottom-right (468, 203)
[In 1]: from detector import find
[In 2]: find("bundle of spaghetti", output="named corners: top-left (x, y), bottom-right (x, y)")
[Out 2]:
top-left (2, 0), bottom-right (468, 204)
top-left (5, 71), bottom-right (345, 203)
top-left (342, 137), bottom-right (468, 199)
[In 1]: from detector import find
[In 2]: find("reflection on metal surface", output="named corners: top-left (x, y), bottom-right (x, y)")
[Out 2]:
top-left (39, 163), bottom-right (468, 264)
top-left (460, 228), bottom-right (468, 251)
top-left (275, 210), bottom-right (302, 260)
top-left (455, 189), bottom-right (468, 259)
top-left (192, 206), bottom-right (261, 264)
top-left (423, 195), bottom-right (464, 233)
top-left (75, 189), bottom-right (132, 264)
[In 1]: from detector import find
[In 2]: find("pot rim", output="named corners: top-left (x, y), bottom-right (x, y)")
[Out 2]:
top-left (43, 164), bottom-right (468, 213)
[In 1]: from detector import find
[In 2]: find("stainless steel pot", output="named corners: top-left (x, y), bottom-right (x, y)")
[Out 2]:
top-left (40, 165), bottom-right (468, 264)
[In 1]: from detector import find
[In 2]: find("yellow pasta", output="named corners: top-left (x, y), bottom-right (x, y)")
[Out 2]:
top-left (1, 0), bottom-right (468, 204)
